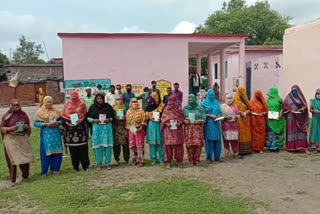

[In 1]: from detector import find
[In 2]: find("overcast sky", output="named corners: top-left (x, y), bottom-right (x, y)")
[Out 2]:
top-left (0, 0), bottom-right (319, 59)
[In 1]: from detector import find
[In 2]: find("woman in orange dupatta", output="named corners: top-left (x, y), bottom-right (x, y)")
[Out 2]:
top-left (249, 90), bottom-right (268, 153)
top-left (234, 87), bottom-right (252, 155)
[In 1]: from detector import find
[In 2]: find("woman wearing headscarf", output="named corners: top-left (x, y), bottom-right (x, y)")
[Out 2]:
top-left (62, 91), bottom-right (90, 171)
top-left (234, 86), bottom-right (252, 155)
top-left (113, 99), bottom-right (130, 165)
top-left (202, 89), bottom-right (223, 163)
top-left (183, 94), bottom-right (206, 166)
top-left (39, 88), bottom-right (45, 107)
top-left (161, 95), bottom-right (185, 168)
top-left (34, 96), bottom-right (63, 176)
top-left (249, 90), bottom-right (268, 153)
top-left (125, 98), bottom-right (146, 167)
top-left (283, 85), bottom-right (310, 154)
top-left (87, 94), bottom-right (115, 170)
top-left (310, 89), bottom-right (320, 152)
top-left (146, 92), bottom-right (165, 166)
top-left (221, 93), bottom-right (240, 158)
top-left (266, 88), bottom-right (285, 151)
top-left (1, 99), bottom-right (34, 186)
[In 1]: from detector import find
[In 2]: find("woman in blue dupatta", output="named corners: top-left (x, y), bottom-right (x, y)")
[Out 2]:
top-left (310, 89), bottom-right (320, 152)
top-left (202, 89), bottom-right (223, 163)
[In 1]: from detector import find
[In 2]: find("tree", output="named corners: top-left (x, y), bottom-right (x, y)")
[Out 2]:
top-left (0, 52), bottom-right (9, 68)
top-left (13, 35), bottom-right (45, 64)
top-left (195, 0), bottom-right (291, 45)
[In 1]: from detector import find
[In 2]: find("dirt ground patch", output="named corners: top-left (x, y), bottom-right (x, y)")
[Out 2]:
top-left (88, 150), bottom-right (320, 214)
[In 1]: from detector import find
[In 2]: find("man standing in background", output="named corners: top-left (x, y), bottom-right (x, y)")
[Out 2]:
top-left (163, 87), bottom-right (172, 107)
top-left (173, 82), bottom-right (183, 108)
top-left (105, 85), bottom-right (117, 107)
top-left (94, 84), bottom-right (106, 97)
top-left (122, 84), bottom-right (136, 110)
top-left (189, 68), bottom-right (201, 96)
top-left (136, 87), bottom-right (150, 111)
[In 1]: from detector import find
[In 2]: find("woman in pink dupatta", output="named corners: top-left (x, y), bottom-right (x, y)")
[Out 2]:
top-left (161, 95), bottom-right (185, 168)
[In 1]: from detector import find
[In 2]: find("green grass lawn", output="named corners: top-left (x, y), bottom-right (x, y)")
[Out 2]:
top-left (0, 129), bottom-right (256, 214)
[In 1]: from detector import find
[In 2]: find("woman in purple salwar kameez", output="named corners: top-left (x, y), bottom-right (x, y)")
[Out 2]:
top-left (283, 85), bottom-right (311, 154)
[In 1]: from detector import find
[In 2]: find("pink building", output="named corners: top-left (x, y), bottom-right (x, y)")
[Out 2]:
top-left (58, 33), bottom-right (248, 104)
top-left (210, 45), bottom-right (282, 99)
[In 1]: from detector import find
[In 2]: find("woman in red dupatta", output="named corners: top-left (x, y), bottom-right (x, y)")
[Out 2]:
top-left (62, 91), bottom-right (90, 171)
top-left (249, 90), bottom-right (268, 153)
top-left (161, 95), bottom-right (185, 168)
top-left (1, 99), bottom-right (34, 186)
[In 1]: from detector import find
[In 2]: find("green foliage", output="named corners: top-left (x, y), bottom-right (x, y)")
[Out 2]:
top-left (195, 0), bottom-right (291, 45)
top-left (0, 129), bottom-right (255, 214)
top-left (12, 35), bottom-right (45, 64)
top-left (0, 52), bottom-right (9, 68)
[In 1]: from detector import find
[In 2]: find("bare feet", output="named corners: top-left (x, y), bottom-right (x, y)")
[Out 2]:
top-left (106, 166), bottom-right (112, 170)
top-left (260, 150), bottom-right (264, 154)
top-left (97, 167), bottom-right (102, 171)
top-left (306, 150), bottom-right (311, 155)
top-left (166, 164), bottom-right (171, 169)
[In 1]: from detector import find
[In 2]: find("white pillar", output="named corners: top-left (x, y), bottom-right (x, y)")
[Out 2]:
top-left (207, 54), bottom-right (213, 89)
top-left (220, 48), bottom-right (226, 102)
top-left (196, 55), bottom-right (201, 76)
top-left (239, 39), bottom-right (246, 88)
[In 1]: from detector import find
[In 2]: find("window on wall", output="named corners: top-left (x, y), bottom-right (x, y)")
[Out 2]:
top-left (225, 61), bottom-right (228, 79)
top-left (214, 63), bottom-right (218, 79)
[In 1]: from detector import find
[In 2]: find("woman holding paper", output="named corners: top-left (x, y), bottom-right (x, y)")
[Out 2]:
top-left (125, 98), bottom-right (147, 167)
top-left (146, 92), bottom-right (165, 165)
top-left (161, 95), bottom-right (185, 168)
top-left (266, 88), bottom-right (285, 151)
top-left (34, 96), bottom-right (64, 176)
top-left (183, 94), bottom-right (206, 166)
top-left (113, 99), bottom-right (130, 165)
top-left (1, 99), bottom-right (34, 186)
top-left (249, 90), bottom-right (268, 153)
top-left (87, 94), bottom-right (115, 170)
top-left (310, 89), bottom-right (320, 152)
top-left (62, 91), bottom-right (90, 171)
top-left (234, 86), bottom-right (252, 155)
top-left (202, 89), bottom-right (223, 163)
top-left (283, 85), bottom-right (310, 154)
top-left (221, 94), bottom-right (240, 158)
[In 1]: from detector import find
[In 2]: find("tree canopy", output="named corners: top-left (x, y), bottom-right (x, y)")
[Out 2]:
top-left (13, 36), bottom-right (45, 64)
top-left (0, 52), bottom-right (9, 68)
top-left (195, 0), bottom-right (291, 45)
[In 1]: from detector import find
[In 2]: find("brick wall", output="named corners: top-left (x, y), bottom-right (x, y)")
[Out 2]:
top-left (9, 64), bottom-right (63, 80)
top-left (46, 81), bottom-right (65, 104)
top-left (0, 82), bottom-right (64, 105)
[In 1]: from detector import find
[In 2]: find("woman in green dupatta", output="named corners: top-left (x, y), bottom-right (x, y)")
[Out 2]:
top-left (183, 94), bottom-right (206, 166)
top-left (309, 89), bottom-right (320, 152)
top-left (266, 88), bottom-right (285, 151)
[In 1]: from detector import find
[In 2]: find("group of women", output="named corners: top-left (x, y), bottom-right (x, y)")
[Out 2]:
top-left (1, 85), bottom-right (320, 186)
